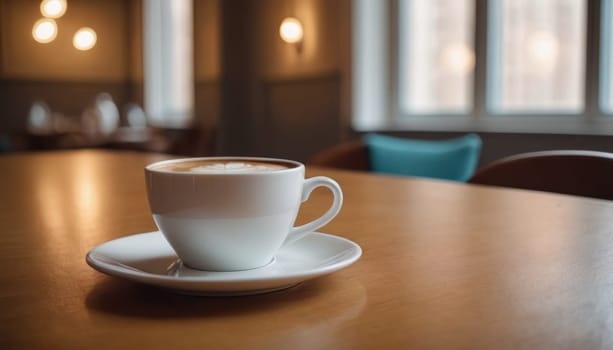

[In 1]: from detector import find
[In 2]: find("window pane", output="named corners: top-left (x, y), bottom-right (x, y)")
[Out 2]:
top-left (398, 0), bottom-right (475, 114)
top-left (143, 0), bottom-right (194, 128)
top-left (488, 0), bottom-right (586, 113)
top-left (602, 0), bottom-right (613, 113)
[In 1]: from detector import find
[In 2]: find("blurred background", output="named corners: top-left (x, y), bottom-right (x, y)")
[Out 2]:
top-left (1, 0), bottom-right (613, 164)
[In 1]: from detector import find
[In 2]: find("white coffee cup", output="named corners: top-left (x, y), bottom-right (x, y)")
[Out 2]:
top-left (145, 157), bottom-right (343, 271)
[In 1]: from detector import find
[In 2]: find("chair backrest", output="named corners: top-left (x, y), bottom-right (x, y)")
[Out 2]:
top-left (307, 141), bottom-right (370, 171)
top-left (364, 133), bottom-right (482, 181)
top-left (468, 150), bottom-right (613, 200)
top-left (308, 133), bottom-right (482, 182)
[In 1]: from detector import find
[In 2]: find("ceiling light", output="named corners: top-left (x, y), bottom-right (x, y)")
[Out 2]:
top-left (40, 0), bottom-right (67, 19)
top-left (32, 18), bottom-right (57, 44)
top-left (73, 27), bottom-right (97, 51)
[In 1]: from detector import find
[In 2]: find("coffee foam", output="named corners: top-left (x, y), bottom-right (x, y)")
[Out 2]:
top-left (151, 159), bottom-right (295, 173)
top-left (189, 162), bottom-right (287, 173)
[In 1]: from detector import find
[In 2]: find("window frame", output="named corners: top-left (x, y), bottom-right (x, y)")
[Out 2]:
top-left (601, 0), bottom-right (613, 113)
top-left (352, 0), bottom-right (613, 135)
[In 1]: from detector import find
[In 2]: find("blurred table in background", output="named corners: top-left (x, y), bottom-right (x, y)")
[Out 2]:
top-left (17, 126), bottom-right (216, 156)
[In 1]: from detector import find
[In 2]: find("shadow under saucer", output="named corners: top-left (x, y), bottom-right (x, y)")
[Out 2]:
top-left (84, 275), bottom-right (331, 319)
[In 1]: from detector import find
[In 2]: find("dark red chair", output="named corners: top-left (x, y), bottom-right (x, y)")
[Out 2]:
top-left (468, 150), bottom-right (613, 201)
top-left (307, 141), bottom-right (369, 171)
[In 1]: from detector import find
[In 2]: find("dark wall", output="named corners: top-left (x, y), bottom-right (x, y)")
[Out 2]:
top-left (259, 73), bottom-right (341, 161)
top-left (217, 0), bottom-right (345, 161)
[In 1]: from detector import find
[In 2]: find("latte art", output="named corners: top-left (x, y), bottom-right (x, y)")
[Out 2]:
top-left (190, 162), bottom-right (287, 173)
top-left (151, 159), bottom-right (293, 173)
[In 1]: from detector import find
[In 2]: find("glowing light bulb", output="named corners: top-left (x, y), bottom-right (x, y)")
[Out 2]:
top-left (73, 27), bottom-right (97, 51)
top-left (279, 17), bottom-right (303, 44)
top-left (40, 0), bottom-right (67, 19)
top-left (32, 18), bottom-right (57, 44)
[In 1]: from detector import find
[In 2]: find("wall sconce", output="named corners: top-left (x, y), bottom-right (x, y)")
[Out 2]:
top-left (40, 0), bottom-right (67, 19)
top-left (279, 17), bottom-right (303, 51)
top-left (32, 18), bottom-right (57, 43)
top-left (73, 27), bottom-right (97, 51)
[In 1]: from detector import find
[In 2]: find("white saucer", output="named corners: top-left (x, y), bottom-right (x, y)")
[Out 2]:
top-left (86, 231), bottom-right (361, 296)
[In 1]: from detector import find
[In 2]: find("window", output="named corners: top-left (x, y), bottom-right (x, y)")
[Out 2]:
top-left (489, 0), bottom-right (586, 113)
top-left (398, 0), bottom-right (475, 114)
top-left (143, 0), bottom-right (194, 128)
top-left (353, 0), bottom-right (613, 134)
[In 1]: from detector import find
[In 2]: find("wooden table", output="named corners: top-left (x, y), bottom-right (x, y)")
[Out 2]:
top-left (2, 150), bottom-right (613, 349)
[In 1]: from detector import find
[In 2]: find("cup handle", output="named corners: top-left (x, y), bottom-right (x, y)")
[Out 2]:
top-left (283, 176), bottom-right (343, 246)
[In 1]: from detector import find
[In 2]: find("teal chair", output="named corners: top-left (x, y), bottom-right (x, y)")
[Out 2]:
top-left (364, 133), bottom-right (482, 181)
top-left (308, 133), bottom-right (482, 182)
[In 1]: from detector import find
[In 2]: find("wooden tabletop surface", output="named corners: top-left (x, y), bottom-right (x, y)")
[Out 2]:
top-left (2, 150), bottom-right (613, 349)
